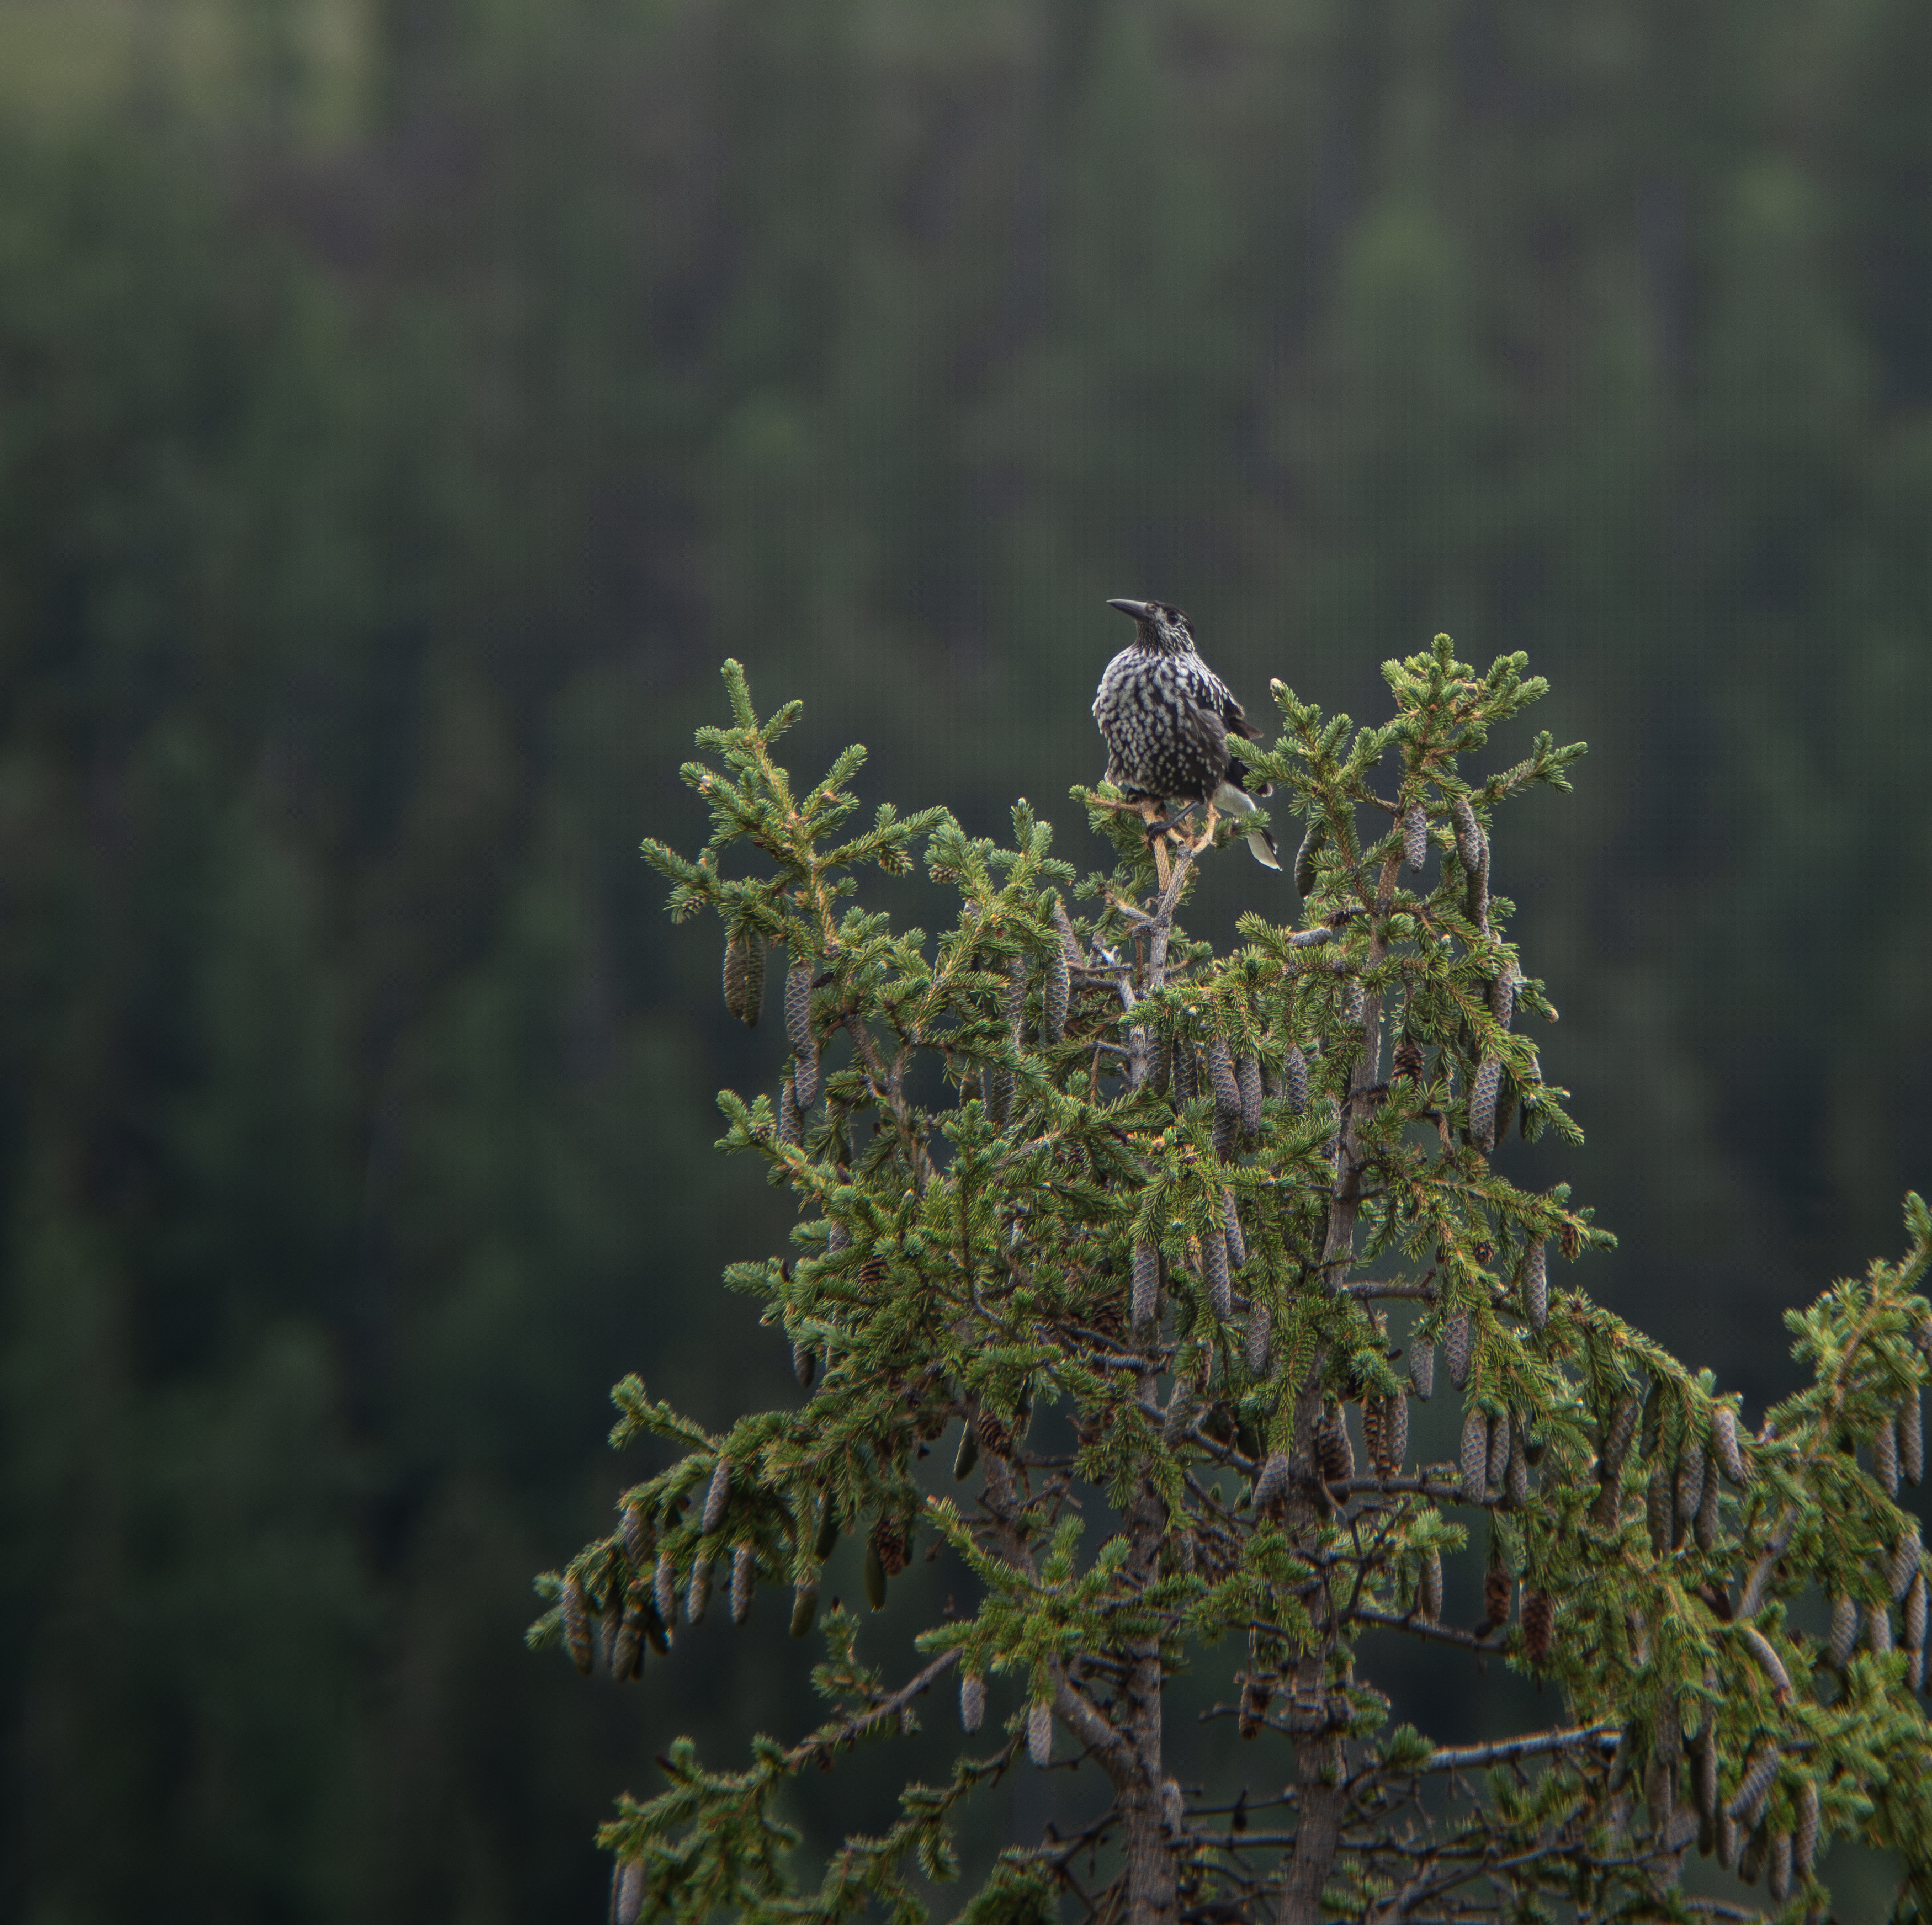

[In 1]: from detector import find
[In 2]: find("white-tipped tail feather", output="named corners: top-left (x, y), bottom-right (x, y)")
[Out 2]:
top-left (1216, 783), bottom-right (1281, 871)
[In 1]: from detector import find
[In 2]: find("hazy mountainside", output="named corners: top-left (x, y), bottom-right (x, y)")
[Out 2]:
top-left (0, 0), bottom-right (1927, 1916)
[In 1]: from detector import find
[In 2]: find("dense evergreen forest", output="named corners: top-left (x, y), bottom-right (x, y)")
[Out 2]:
top-left (0, 0), bottom-right (1927, 1917)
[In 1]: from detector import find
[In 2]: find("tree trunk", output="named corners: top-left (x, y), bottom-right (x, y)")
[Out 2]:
top-left (1123, 1484), bottom-right (1175, 1925)
top-left (1280, 852), bottom-right (1402, 1924)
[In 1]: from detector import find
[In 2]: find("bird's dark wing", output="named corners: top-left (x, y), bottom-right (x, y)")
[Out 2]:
top-left (1177, 696), bottom-right (1233, 789)
top-left (1216, 687), bottom-right (1272, 798)
top-left (1222, 687), bottom-right (1264, 743)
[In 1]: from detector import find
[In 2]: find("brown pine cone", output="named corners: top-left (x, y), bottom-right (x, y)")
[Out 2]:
top-left (561, 1573), bottom-right (593, 1676)
top-left (1402, 802), bottom-right (1428, 871)
top-left (1236, 1674), bottom-right (1274, 1740)
top-left (1483, 1567), bottom-right (1511, 1630)
top-left (1521, 1587), bottom-right (1553, 1665)
top-left (1318, 1404), bottom-right (1355, 1486)
top-left (1445, 1304), bottom-right (1472, 1391)
top-left (1281, 1045), bottom-right (1308, 1115)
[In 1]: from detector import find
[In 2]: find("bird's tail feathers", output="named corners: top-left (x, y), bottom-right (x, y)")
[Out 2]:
top-left (1217, 783), bottom-right (1283, 872)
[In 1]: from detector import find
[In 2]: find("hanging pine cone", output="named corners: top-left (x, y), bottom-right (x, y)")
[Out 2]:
top-left (873, 1512), bottom-right (909, 1577)
top-left (1647, 1464), bottom-right (1674, 1557)
top-left (777, 1074), bottom-right (801, 1150)
top-left (1892, 1520), bottom-right (1923, 1602)
top-left (1693, 1728), bottom-right (1719, 1827)
top-left (686, 1557), bottom-right (712, 1625)
top-left (1318, 1405), bottom-right (1355, 1486)
top-left (1445, 1304), bottom-right (1472, 1391)
top-left (1385, 1391), bottom-right (1410, 1470)
top-left (722, 929), bottom-right (765, 1027)
top-left (1594, 1391), bottom-right (1640, 1519)
top-left (960, 1671), bottom-right (986, 1733)
top-left (730, 1543), bottom-right (755, 1625)
top-left (1490, 964), bottom-right (1516, 1029)
top-left (976, 1407), bottom-right (1013, 1459)
top-left (1211, 1107), bottom-right (1238, 1162)
top-left (1521, 1587), bottom-right (1553, 1665)
top-left (1419, 1549), bottom-right (1443, 1622)
top-left (862, 1534), bottom-right (887, 1612)
top-left (1483, 1567), bottom-right (1511, 1630)
top-left (1695, 1451), bottom-right (1719, 1550)
top-left (1340, 981), bottom-right (1366, 1027)
top-left (1207, 1035), bottom-right (1240, 1116)
top-left (1739, 1624), bottom-right (1794, 1698)
top-left (1907, 1571), bottom-right (1928, 1652)
top-left (1468, 1055), bottom-right (1502, 1151)
top-left (1275, 1044), bottom-right (1306, 1118)
top-left (1006, 951), bottom-right (1027, 1041)
top-left (608, 1594), bottom-right (638, 1680)
top-left (1044, 945), bottom-right (1069, 1044)
top-left (1905, 1390), bottom-right (1925, 1487)
top-left (1830, 1592), bottom-right (1860, 1669)
top-left (1738, 1821), bottom-right (1769, 1885)
top-left (1877, 1414), bottom-right (1902, 1497)
top-left (1716, 1812), bottom-right (1740, 1871)
top-left (654, 1548), bottom-right (677, 1641)
top-left (1871, 1603), bottom-right (1894, 1656)
top-left (1293, 818), bottom-right (1326, 896)
top-left (785, 958), bottom-right (813, 1055)
top-left (702, 1456), bottom-right (731, 1536)
top-left (1222, 1187), bottom-right (1246, 1269)
top-left (1460, 1407), bottom-right (1489, 1503)
top-left (1360, 1395), bottom-right (1386, 1467)
top-left (560, 1573), bottom-right (592, 1676)
top-left (1245, 1302), bottom-right (1272, 1376)
top-left (1450, 795), bottom-right (1483, 869)
top-left (1768, 1828), bottom-right (1792, 1902)
top-left (1161, 1381), bottom-right (1196, 1446)
top-left (1559, 1216), bottom-right (1582, 1262)
top-left (1506, 1429), bottom-right (1530, 1507)
top-left (1131, 1241), bottom-right (1160, 1328)
top-left (986, 1061), bottom-right (1013, 1128)
top-left (1237, 1674), bottom-right (1274, 1740)
top-left (1203, 1221), bottom-right (1232, 1320)
top-left (1796, 1778), bottom-right (1819, 1876)
top-left (1729, 1746), bottom-right (1780, 1827)
top-left (815, 1495), bottom-right (841, 1560)
top-left (1487, 1408), bottom-right (1511, 1488)
top-left (1711, 1403), bottom-right (1749, 1485)
top-left (1253, 1450), bottom-right (1291, 1514)
top-left (794, 1046), bottom-right (820, 1112)
top-left (790, 1580), bottom-right (818, 1640)
top-left (1027, 1698), bottom-right (1054, 1767)
top-left (1393, 1038), bottom-right (1424, 1084)
top-left (620, 1502), bottom-right (651, 1572)
top-left (1522, 1237), bottom-right (1548, 1331)
top-left (1674, 1442), bottom-right (1705, 1542)
top-left (793, 1339), bottom-right (816, 1390)
top-left (615, 1859), bottom-right (645, 1925)
top-left (1238, 1052), bottom-right (1262, 1136)
top-left (1410, 1340), bottom-right (1434, 1402)
top-left (1402, 802), bottom-right (1428, 871)
top-left (1172, 1035), bottom-right (1198, 1105)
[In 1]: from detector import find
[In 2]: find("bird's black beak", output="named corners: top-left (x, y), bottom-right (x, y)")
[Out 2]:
top-left (1106, 598), bottom-right (1150, 620)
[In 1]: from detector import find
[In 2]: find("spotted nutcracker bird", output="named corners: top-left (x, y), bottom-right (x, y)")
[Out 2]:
top-left (1092, 598), bottom-right (1281, 884)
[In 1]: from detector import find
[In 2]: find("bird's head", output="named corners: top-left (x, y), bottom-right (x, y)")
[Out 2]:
top-left (1107, 598), bottom-right (1196, 655)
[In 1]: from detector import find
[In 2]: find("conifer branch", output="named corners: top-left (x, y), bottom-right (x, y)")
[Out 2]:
top-left (558, 656), bottom-right (1932, 1925)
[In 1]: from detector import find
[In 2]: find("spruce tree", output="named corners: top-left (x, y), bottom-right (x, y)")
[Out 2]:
top-left (539, 644), bottom-right (1932, 1924)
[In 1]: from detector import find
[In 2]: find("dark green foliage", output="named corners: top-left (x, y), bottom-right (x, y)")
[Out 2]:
top-left (543, 657), bottom-right (1932, 1922)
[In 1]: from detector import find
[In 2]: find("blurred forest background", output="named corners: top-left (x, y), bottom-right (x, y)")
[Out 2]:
top-left (1, 0), bottom-right (1929, 1918)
